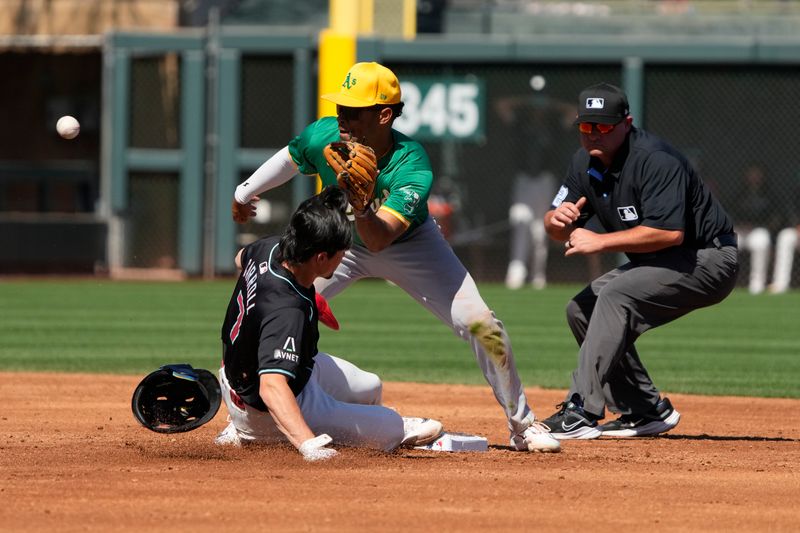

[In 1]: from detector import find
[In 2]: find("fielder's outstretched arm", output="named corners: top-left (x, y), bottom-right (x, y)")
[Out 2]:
top-left (232, 146), bottom-right (299, 223)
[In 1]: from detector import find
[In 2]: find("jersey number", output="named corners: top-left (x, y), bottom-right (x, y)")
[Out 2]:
top-left (229, 291), bottom-right (245, 343)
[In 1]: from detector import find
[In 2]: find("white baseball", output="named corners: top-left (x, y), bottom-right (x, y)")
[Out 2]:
top-left (530, 75), bottom-right (546, 91)
top-left (56, 115), bottom-right (80, 139)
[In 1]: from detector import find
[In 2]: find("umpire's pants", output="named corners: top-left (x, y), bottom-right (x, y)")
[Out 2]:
top-left (566, 244), bottom-right (738, 418)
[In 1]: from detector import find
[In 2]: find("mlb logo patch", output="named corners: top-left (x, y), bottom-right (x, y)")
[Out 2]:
top-left (617, 206), bottom-right (638, 221)
top-left (586, 98), bottom-right (605, 109)
top-left (259, 261), bottom-right (268, 274)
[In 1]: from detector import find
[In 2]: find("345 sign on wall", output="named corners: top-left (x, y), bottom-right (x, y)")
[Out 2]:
top-left (394, 76), bottom-right (485, 141)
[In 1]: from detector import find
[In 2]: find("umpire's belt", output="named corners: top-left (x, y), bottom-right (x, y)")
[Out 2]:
top-left (704, 233), bottom-right (737, 249)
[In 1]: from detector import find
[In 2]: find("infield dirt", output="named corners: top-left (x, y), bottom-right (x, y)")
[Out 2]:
top-left (2, 372), bottom-right (798, 532)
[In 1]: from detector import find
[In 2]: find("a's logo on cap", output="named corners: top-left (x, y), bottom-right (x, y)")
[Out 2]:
top-left (586, 98), bottom-right (605, 109)
top-left (342, 72), bottom-right (357, 90)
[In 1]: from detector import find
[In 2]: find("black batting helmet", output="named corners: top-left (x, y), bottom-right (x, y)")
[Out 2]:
top-left (131, 364), bottom-right (221, 434)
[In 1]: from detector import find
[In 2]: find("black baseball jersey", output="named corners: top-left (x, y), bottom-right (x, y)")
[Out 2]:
top-left (553, 127), bottom-right (733, 262)
top-left (221, 236), bottom-right (320, 411)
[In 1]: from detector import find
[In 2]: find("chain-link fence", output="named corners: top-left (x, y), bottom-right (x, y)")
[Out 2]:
top-left (645, 65), bottom-right (800, 293)
top-left (123, 54), bottom-right (183, 269)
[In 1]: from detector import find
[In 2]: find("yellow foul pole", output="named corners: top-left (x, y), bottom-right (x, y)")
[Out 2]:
top-left (318, 0), bottom-right (373, 119)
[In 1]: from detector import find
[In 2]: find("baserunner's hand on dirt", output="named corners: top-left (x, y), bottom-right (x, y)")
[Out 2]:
top-left (298, 434), bottom-right (338, 462)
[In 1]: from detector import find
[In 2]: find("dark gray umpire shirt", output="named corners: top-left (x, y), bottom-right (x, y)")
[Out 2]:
top-left (553, 126), bottom-right (734, 261)
top-left (221, 236), bottom-right (319, 411)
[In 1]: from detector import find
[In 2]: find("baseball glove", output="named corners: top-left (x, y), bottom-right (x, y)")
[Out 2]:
top-left (323, 141), bottom-right (378, 214)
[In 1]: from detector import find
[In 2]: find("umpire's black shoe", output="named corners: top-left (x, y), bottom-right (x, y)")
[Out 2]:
top-left (598, 397), bottom-right (681, 438)
top-left (540, 393), bottom-right (601, 440)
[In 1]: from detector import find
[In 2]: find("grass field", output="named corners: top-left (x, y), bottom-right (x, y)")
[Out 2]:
top-left (1, 279), bottom-right (798, 398)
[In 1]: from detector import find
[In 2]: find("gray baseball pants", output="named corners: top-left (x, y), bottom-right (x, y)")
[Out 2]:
top-left (565, 243), bottom-right (739, 418)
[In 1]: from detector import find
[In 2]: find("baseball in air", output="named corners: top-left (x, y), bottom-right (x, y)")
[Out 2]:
top-left (530, 75), bottom-right (546, 92)
top-left (56, 115), bottom-right (80, 139)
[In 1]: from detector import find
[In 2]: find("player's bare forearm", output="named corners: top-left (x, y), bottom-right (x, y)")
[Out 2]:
top-left (354, 208), bottom-right (407, 252)
top-left (259, 374), bottom-right (315, 449)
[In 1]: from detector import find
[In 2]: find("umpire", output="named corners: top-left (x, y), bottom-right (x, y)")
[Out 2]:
top-left (540, 82), bottom-right (739, 440)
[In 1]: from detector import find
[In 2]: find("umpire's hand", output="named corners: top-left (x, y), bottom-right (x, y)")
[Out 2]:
top-left (565, 228), bottom-right (603, 256)
top-left (549, 196), bottom-right (587, 228)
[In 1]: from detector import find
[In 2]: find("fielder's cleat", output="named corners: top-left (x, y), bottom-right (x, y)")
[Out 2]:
top-left (401, 417), bottom-right (444, 446)
top-left (598, 397), bottom-right (681, 437)
top-left (511, 421), bottom-right (561, 453)
top-left (213, 421), bottom-right (242, 447)
top-left (540, 394), bottom-right (601, 440)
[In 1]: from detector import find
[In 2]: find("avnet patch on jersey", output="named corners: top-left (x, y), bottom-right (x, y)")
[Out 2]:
top-left (273, 349), bottom-right (299, 362)
top-left (552, 185), bottom-right (568, 207)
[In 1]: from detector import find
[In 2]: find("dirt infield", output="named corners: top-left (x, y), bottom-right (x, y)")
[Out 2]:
top-left (2, 373), bottom-right (799, 532)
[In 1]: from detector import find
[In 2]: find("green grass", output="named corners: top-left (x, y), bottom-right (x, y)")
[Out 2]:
top-left (0, 279), bottom-right (798, 398)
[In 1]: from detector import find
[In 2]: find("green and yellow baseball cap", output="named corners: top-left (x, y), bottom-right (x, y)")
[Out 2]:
top-left (321, 62), bottom-right (402, 108)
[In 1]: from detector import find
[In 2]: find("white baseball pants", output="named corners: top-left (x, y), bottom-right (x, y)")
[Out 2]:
top-left (737, 227), bottom-right (770, 294)
top-left (506, 171), bottom-right (557, 289)
top-left (771, 227), bottom-right (798, 293)
top-left (218, 353), bottom-right (405, 452)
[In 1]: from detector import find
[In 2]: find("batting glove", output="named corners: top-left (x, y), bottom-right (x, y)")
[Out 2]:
top-left (298, 434), bottom-right (338, 462)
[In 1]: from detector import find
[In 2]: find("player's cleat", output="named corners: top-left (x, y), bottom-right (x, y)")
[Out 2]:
top-left (540, 394), bottom-right (601, 440)
top-left (511, 421), bottom-right (561, 453)
top-left (598, 397), bottom-right (681, 437)
top-left (213, 421), bottom-right (243, 447)
top-left (401, 417), bottom-right (444, 446)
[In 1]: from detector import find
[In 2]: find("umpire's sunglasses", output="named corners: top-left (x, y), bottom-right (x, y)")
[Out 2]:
top-left (578, 122), bottom-right (618, 134)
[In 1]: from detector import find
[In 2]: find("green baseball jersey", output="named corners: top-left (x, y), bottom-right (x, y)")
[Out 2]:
top-left (288, 116), bottom-right (432, 244)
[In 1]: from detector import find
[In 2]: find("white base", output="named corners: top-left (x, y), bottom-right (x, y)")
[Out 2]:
top-left (413, 432), bottom-right (488, 452)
